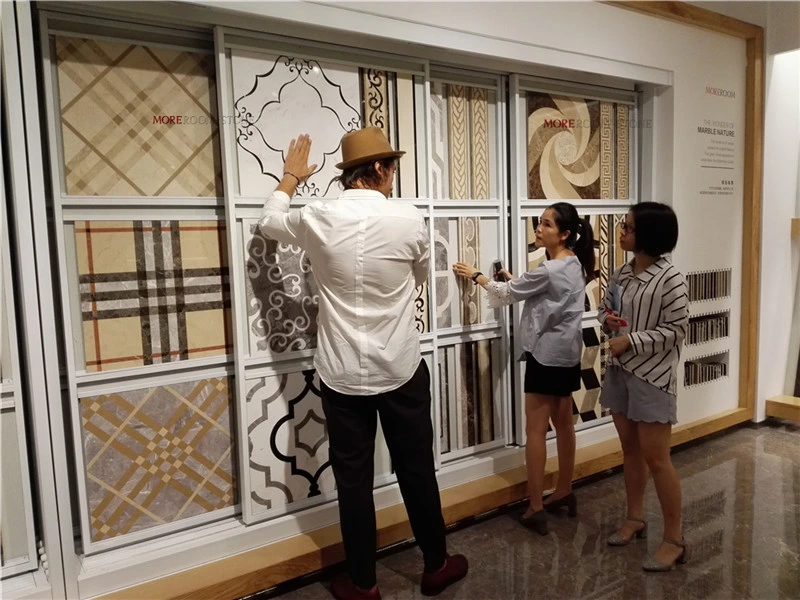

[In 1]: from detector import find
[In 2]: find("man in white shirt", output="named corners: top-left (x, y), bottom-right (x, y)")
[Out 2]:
top-left (260, 128), bottom-right (468, 600)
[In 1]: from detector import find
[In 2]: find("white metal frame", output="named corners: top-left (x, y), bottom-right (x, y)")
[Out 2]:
top-left (2, 2), bottom-right (71, 597)
top-left (37, 12), bottom-right (238, 555)
top-left (215, 26), bottom-right (437, 525)
top-left (424, 67), bottom-right (513, 461)
top-left (0, 108), bottom-right (39, 581)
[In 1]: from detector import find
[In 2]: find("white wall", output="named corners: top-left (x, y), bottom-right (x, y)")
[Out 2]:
top-left (759, 2), bottom-right (800, 418)
top-left (690, 2), bottom-right (800, 418)
top-left (690, 3), bottom-right (800, 420)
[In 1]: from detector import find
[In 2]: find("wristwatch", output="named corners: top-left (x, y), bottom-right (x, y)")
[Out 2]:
top-left (471, 271), bottom-right (483, 284)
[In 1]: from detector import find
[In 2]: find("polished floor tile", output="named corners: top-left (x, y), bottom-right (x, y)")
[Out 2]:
top-left (252, 421), bottom-right (800, 600)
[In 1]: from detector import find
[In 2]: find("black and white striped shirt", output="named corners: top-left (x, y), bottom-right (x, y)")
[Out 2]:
top-left (598, 257), bottom-right (688, 395)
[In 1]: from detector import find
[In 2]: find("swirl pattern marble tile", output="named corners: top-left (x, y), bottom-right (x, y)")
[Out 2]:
top-left (243, 220), bottom-right (319, 356)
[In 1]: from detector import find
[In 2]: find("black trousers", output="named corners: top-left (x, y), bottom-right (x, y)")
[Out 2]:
top-left (320, 361), bottom-right (447, 589)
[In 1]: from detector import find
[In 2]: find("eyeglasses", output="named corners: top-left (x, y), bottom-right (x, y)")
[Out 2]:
top-left (620, 223), bottom-right (635, 234)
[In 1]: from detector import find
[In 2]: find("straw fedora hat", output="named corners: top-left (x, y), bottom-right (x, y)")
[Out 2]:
top-left (335, 127), bottom-right (405, 170)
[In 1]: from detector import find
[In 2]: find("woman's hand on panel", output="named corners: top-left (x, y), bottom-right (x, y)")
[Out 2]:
top-left (452, 262), bottom-right (478, 280)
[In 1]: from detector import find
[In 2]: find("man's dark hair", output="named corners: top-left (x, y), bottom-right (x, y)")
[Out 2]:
top-left (337, 158), bottom-right (396, 190)
top-left (629, 202), bottom-right (679, 256)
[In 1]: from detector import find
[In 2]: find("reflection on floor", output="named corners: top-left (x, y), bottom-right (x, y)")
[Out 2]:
top-left (251, 421), bottom-right (800, 600)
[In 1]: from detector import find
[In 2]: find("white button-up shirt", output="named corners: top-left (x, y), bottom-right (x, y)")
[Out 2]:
top-left (259, 189), bottom-right (430, 395)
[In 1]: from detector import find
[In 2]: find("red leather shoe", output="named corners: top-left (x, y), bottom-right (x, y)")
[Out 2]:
top-left (420, 554), bottom-right (469, 596)
top-left (330, 575), bottom-right (381, 600)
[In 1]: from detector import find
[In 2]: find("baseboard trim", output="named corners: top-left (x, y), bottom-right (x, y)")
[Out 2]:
top-left (765, 396), bottom-right (800, 422)
top-left (93, 407), bottom-right (749, 600)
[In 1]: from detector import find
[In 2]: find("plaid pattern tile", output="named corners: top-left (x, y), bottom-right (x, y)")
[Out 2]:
top-left (55, 36), bottom-right (222, 196)
top-left (76, 221), bottom-right (232, 372)
top-left (81, 377), bottom-right (235, 541)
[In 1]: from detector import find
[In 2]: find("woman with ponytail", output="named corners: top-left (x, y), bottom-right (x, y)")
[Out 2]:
top-left (453, 202), bottom-right (593, 536)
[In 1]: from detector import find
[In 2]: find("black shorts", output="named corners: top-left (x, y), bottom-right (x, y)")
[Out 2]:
top-left (524, 352), bottom-right (581, 397)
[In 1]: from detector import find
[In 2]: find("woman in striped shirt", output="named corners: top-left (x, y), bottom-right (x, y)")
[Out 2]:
top-left (599, 202), bottom-right (689, 571)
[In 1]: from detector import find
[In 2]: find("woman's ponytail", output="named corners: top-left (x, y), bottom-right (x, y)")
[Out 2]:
top-left (547, 202), bottom-right (595, 283)
top-left (574, 217), bottom-right (595, 283)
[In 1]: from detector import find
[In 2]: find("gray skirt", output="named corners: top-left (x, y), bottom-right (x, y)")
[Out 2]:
top-left (600, 366), bottom-right (677, 425)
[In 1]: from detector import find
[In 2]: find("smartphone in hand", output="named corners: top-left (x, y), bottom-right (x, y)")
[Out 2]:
top-left (607, 281), bottom-right (628, 327)
top-left (493, 259), bottom-right (507, 282)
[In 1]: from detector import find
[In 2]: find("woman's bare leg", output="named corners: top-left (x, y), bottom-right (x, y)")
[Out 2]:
top-left (612, 412), bottom-right (649, 538)
top-left (523, 393), bottom-right (552, 517)
top-left (546, 395), bottom-right (575, 501)
top-left (639, 421), bottom-right (683, 564)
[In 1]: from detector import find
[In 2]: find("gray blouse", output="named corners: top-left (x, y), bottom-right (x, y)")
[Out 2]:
top-left (486, 256), bottom-right (585, 367)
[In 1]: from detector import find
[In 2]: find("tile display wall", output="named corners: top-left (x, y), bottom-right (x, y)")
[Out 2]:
top-left (48, 29), bottom-right (636, 547)
top-left (242, 219), bottom-right (320, 356)
top-left (231, 50), bottom-right (417, 198)
top-left (430, 81), bottom-right (495, 201)
top-left (434, 217), bottom-right (499, 328)
top-left (242, 218), bottom-right (429, 358)
top-left (80, 377), bottom-right (235, 542)
top-left (55, 37), bottom-right (222, 197)
top-left (438, 340), bottom-right (503, 454)
top-left (246, 367), bottom-right (400, 517)
top-left (572, 326), bottom-right (608, 424)
top-left (246, 369), bottom-right (334, 513)
top-left (75, 221), bottom-right (232, 372)
top-left (526, 92), bottom-right (629, 200)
